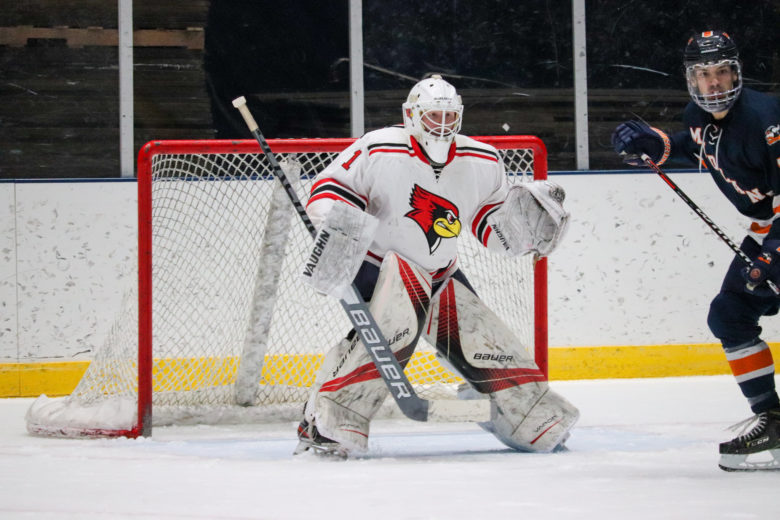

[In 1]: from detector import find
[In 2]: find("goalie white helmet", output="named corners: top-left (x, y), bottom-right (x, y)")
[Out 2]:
top-left (402, 74), bottom-right (464, 164)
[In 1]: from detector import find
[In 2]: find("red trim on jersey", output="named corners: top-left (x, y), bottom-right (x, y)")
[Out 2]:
top-left (309, 177), bottom-right (367, 202)
top-left (445, 141), bottom-right (457, 164)
top-left (454, 150), bottom-right (499, 163)
top-left (368, 147), bottom-right (415, 157)
top-left (480, 226), bottom-right (492, 247)
top-left (307, 192), bottom-right (359, 208)
top-left (471, 202), bottom-right (502, 235)
top-left (408, 137), bottom-right (430, 165)
top-left (472, 203), bottom-right (501, 231)
top-left (408, 137), bottom-right (458, 166)
top-left (472, 202), bottom-right (502, 246)
top-left (306, 178), bottom-right (368, 209)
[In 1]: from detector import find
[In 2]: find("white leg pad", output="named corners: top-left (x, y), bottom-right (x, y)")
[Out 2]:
top-left (425, 277), bottom-right (578, 452)
top-left (489, 385), bottom-right (579, 452)
top-left (307, 252), bottom-right (432, 451)
top-left (307, 333), bottom-right (383, 453)
top-left (313, 395), bottom-right (373, 453)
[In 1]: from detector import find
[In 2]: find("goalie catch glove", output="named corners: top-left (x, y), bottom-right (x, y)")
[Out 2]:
top-left (742, 239), bottom-right (780, 298)
top-left (494, 180), bottom-right (570, 257)
top-left (611, 120), bottom-right (671, 166)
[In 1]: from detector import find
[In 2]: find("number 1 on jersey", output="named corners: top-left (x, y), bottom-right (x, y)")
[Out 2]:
top-left (342, 150), bottom-right (362, 170)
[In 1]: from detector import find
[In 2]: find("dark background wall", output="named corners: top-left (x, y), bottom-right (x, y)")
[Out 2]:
top-left (1, 0), bottom-right (778, 178)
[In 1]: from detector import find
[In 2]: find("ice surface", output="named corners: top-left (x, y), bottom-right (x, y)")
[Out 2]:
top-left (1, 376), bottom-right (778, 519)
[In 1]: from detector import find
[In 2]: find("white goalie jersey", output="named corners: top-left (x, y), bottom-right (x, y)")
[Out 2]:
top-left (306, 126), bottom-right (512, 278)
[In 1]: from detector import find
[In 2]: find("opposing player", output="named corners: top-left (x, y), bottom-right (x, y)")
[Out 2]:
top-left (295, 74), bottom-right (579, 457)
top-left (612, 31), bottom-right (780, 471)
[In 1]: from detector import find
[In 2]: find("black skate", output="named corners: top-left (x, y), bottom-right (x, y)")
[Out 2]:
top-left (718, 408), bottom-right (780, 471)
top-left (293, 417), bottom-right (348, 460)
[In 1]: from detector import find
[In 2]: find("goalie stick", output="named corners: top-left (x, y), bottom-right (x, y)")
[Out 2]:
top-left (232, 96), bottom-right (490, 423)
top-left (642, 154), bottom-right (780, 296)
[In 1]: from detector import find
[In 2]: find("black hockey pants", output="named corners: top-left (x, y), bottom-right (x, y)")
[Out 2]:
top-left (707, 236), bottom-right (780, 348)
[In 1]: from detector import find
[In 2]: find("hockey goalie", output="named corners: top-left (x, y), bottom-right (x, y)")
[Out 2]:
top-left (295, 74), bottom-right (579, 457)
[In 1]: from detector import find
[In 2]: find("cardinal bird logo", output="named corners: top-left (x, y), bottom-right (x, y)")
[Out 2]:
top-left (405, 184), bottom-right (461, 253)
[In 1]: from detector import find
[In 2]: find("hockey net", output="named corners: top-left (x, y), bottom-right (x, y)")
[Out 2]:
top-left (26, 136), bottom-right (548, 437)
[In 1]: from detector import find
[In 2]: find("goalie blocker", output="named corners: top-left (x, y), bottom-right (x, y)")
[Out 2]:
top-left (301, 201), bottom-right (379, 298)
top-left (301, 251), bottom-right (579, 454)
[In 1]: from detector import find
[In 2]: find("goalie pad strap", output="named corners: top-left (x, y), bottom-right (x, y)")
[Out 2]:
top-left (301, 202), bottom-right (379, 297)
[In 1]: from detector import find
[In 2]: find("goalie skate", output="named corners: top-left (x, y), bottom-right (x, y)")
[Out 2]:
top-left (718, 408), bottom-right (780, 472)
top-left (293, 418), bottom-right (349, 460)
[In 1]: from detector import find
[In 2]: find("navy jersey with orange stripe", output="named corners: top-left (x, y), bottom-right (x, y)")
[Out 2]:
top-left (666, 88), bottom-right (780, 243)
top-left (306, 126), bottom-right (509, 274)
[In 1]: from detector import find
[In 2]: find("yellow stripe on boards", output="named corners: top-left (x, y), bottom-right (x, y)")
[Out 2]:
top-left (2, 343), bottom-right (778, 398)
top-left (547, 343), bottom-right (740, 380)
top-left (0, 362), bottom-right (89, 398)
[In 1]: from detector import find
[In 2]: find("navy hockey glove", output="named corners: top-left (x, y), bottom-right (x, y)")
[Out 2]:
top-left (742, 239), bottom-right (780, 297)
top-left (611, 120), bottom-right (670, 167)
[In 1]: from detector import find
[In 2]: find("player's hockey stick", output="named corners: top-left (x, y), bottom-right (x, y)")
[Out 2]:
top-left (642, 154), bottom-right (780, 295)
top-left (232, 96), bottom-right (490, 422)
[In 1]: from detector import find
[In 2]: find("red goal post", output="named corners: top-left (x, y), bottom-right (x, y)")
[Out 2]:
top-left (25, 136), bottom-right (548, 438)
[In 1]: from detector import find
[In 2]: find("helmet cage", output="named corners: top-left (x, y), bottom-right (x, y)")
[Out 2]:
top-left (683, 31), bottom-right (742, 113)
top-left (685, 58), bottom-right (742, 113)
